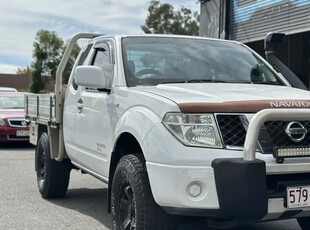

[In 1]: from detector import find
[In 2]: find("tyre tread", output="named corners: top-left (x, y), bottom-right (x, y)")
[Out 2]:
top-left (112, 154), bottom-right (176, 230)
top-left (36, 132), bottom-right (70, 198)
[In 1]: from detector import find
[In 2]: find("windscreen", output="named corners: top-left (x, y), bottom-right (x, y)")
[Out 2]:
top-left (122, 37), bottom-right (285, 87)
top-left (0, 96), bottom-right (25, 109)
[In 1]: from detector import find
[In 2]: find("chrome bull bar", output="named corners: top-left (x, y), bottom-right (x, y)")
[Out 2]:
top-left (243, 109), bottom-right (310, 161)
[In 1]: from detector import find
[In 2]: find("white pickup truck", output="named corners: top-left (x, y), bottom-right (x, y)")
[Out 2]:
top-left (26, 33), bottom-right (310, 230)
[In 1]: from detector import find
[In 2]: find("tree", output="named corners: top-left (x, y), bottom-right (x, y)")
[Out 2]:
top-left (16, 66), bottom-right (32, 76)
top-left (141, 1), bottom-right (199, 36)
top-left (30, 30), bottom-right (80, 93)
top-left (30, 30), bottom-right (63, 93)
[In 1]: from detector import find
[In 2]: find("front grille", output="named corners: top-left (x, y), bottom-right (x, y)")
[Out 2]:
top-left (217, 115), bottom-right (246, 147)
top-left (267, 173), bottom-right (310, 198)
top-left (216, 115), bottom-right (310, 151)
top-left (265, 121), bottom-right (310, 147)
top-left (8, 119), bottom-right (26, 127)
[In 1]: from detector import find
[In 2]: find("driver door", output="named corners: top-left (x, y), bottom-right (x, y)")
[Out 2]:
top-left (73, 41), bottom-right (115, 178)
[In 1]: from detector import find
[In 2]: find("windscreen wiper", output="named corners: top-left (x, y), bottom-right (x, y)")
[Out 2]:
top-left (158, 79), bottom-right (226, 84)
top-left (158, 79), bottom-right (249, 85)
top-left (252, 81), bottom-right (280, 85)
top-left (186, 79), bottom-right (228, 83)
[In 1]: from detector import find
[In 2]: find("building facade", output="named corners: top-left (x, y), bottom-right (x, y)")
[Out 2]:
top-left (200, 0), bottom-right (310, 88)
top-left (0, 74), bottom-right (55, 92)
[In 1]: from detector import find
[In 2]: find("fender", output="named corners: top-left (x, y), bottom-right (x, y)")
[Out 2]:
top-left (107, 106), bottom-right (161, 212)
top-left (113, 105), bottom-right (161, 157)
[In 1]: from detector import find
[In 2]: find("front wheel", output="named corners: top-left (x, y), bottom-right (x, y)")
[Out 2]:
top-left (35, 132), bottom-right (71, 198)
top-left (297, 217), bottom-right (310, 230)
top-left (111, 154), bottom-right (176, 230)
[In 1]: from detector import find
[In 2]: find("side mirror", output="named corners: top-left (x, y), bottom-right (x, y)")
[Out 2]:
top-left (75, 66), bottom-right (107, 89)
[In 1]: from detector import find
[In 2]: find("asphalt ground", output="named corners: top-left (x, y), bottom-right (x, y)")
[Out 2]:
top-left (0, 143), bottom-right (302, 230)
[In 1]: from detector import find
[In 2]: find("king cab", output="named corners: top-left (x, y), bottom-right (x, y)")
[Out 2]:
top-left (26, 33), bottom-right (310, 229)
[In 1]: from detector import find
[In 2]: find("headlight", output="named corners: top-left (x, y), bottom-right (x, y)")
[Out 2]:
top-left (162, 113), bottom-right (222, 148)
top-left (0, 119), bottom-right (6, 126)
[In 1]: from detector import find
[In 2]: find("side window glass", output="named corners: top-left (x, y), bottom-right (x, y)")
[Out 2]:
top-left (87, 42), bottom-right (114, 91)
top-left (87, 48), bottom-right (113, 91)
top-left (92, 48), bottom-right (110, 68)
top-left (72, 44), bottom-right (92, 90)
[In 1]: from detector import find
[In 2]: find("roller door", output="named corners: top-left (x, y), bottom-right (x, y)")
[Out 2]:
top-left (229, 0), bottom-right (310, 42)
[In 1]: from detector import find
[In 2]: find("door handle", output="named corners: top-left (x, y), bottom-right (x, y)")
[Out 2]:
top-left (76, 98), bottom-right (84, 113)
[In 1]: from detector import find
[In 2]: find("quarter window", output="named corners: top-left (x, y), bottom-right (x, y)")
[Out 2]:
top-left (92, 48), bottom-right (110, 68)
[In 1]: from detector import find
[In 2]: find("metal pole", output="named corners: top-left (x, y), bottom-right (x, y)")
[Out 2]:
top-left (55, 33), bottom-right (103, 123)
top-left (54, 33), bottom-right (103, 162)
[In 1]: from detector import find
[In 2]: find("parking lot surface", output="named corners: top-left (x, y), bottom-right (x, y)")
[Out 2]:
top-left (0, 144), bottom-right (302, 230)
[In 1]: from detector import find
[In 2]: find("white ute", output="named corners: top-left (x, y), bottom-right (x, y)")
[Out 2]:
top-left (26, 33), bottom-right (310, 229)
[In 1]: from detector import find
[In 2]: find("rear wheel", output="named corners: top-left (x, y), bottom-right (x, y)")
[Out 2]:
top-left (111, 154), bottom-right (176, 230)
top-left (35, 132), bottom-right (71, 198)
top-left (297, 217), bottom-right (310, 230)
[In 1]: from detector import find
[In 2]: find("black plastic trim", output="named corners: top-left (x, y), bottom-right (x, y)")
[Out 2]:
top-left (212, 158), bottom-right (268, 220)
top-left (162, 207), bottom-right (221, 218)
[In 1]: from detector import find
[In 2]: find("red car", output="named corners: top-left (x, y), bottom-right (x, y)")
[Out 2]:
top-left (0, 93), bottom-right (29, 142)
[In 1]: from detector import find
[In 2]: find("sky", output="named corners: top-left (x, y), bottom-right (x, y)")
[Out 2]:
top-left (0, 0), bottom-right (199, 74)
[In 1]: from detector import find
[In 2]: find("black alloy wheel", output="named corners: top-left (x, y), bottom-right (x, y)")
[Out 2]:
top-left (37, 146), bottom-right (46, 189)
top-left (119, 182), bottom-right (136, 230)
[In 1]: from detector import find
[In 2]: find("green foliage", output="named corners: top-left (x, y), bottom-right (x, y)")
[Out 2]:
top-left (30, 65), bottom-right (44, 93)
top-left (30, 30), bottom-right (80, 93)
top-left (32, 30), bottom-right (64, 78)
top-left (39, 90), bottom-right (49, 94)
top-left (141, 1), bottom-right (199, 36)
top-left (17, 89), bottom-right (29, 92)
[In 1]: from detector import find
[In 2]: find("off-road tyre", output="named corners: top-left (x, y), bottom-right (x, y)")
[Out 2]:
top-left (111, 154), bottom-right (176, 230)
top-left (297, 217), bottom-right (310, 230)
top-left (35, 132), bottom-right (71, 198)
